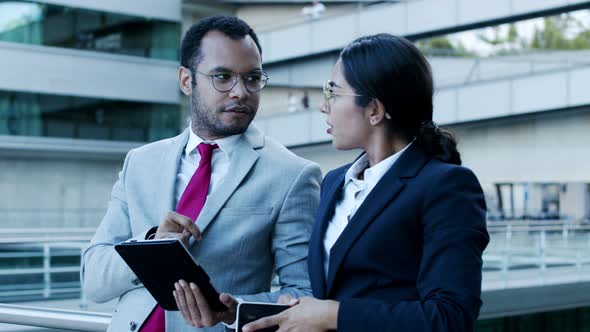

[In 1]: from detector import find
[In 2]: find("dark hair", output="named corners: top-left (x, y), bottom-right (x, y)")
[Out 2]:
top-left (340, 33), bottom-right (461, 165)
top-left (180, 15), bottom-right (262, 70)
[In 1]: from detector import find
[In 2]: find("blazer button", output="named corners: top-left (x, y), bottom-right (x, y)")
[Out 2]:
top-left (131, 278), bottom-right (140, 286)
top-left (130, 321), bottom-right (137, 331)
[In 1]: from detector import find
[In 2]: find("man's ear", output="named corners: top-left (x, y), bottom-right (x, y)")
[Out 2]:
top-left (366, 98), bottom-right (388, 126)
top-left (179, 66), bottom-right (193, 96)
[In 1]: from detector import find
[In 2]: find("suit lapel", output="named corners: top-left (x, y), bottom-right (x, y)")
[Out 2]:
top-left (325, 144), bottom-right (429, 296)
top-left (193, 126), bottom-right (263, 238)
top-left (309, 170), bottom-right (345, 299)
top-left (156, 129), bottom-right (190, 224)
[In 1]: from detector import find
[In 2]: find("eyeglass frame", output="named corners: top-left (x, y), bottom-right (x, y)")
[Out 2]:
top-left (195, 69), bottom-right (270, 93)
top-left (322, 80), bottom-right (392, 119)
top-left (322, 80), bottom-right (363, 105)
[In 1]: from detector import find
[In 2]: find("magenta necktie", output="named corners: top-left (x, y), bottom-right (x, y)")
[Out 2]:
top-left (140, 143), bottom-right (218, 332)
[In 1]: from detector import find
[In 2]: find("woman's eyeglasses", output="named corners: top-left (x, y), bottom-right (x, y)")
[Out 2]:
top-left (322, 80), bottom-right (363, 105)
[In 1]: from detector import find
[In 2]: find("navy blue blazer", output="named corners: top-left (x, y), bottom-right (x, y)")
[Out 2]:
top-left (308, 144), bottom-right (489, 332)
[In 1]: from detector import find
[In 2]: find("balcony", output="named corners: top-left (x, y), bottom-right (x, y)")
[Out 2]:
top-left (258, 50), bottom-right (590, 148)
top-left (256, 0), bottom-right (590, 64)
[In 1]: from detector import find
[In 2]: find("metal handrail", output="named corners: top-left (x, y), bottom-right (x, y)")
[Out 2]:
top-left (0, 303), bottom-right (110, 332)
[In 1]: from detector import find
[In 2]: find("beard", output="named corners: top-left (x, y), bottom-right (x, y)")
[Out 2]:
top-left (190, 90), bottom-right (257, 138)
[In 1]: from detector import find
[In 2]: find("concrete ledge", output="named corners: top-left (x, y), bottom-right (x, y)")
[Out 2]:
top-left (480, 281), bottom-right (590, 319)
top-left (0, 135), bottom-right (143, 161)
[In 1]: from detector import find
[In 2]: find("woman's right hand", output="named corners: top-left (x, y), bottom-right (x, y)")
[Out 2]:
top-left (242, 297), bottom-right (338, 332)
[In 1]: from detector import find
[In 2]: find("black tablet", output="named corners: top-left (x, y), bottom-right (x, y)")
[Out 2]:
top-left (236, 302), bottom-right (290, 332)
top-left (114, 238), bottom-right (228, 312)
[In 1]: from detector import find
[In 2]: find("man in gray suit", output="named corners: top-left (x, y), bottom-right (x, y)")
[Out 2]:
top-left (82, 16), bottom-right (321, 332)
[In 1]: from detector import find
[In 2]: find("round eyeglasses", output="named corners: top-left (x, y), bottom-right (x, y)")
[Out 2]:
top-left (322, 80), bottom-right (363, 105)
top-left (196, 70), bottom-right (269, 93)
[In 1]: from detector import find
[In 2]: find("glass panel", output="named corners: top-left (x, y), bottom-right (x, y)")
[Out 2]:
top-left (0, 1), bottom-right (180, 61)
top-left (0, 91), bottom-right (180, 142)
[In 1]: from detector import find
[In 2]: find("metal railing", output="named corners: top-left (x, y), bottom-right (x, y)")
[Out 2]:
top-left (0, 303), bottom-right (109, 332)
top-left (483, 220), bottom-right (590, 290)
top-left (0, 219), bottom-right (588, 330)
top-left (0, 241), bottom-right (88, 303)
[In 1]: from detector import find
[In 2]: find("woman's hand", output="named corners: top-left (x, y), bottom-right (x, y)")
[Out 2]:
top-left (242, 297), bottom-right (339, 332)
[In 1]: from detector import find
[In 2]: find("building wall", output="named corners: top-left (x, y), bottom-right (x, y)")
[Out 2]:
top-left (452, 108), bottom-right (590, 186)
top-left (36, 0), bottom-right (181, 22)
top-left (236, 3), bottom-right (356, 30)
top-left (258, 87), bottom-right (323, 116)
top-left (0, 0), bottom-right (187, 229)
top-left (0, 156), bottom-right (122, 228)
top-left (291, 108), bottom-right (590, 190)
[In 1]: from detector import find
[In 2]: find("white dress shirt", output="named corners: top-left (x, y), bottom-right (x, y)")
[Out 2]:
top-left (323, 143), bottom-right (413, 278)
top-left (174, 127), bottom-right (241, 209)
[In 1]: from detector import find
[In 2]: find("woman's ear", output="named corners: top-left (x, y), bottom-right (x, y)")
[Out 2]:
top-left (179, 66), bottom-right (193, 96)
top-left (367, 99), bottom-right (388, 126)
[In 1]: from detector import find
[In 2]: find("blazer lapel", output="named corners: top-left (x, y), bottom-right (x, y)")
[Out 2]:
top-left (309, 170), bottom-right (345, 299)
top-left (156, 129), bottom-right (190, 224)
top-left (192, 126), bottom-right (263, 238)
top-left (325, 144), bottom-right (429, 296)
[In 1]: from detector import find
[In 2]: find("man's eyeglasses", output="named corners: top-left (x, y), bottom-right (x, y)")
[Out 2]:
top-left (322, 80), bottom-right (363, 105)
top-left (196, 70), bottom-right (269, 93)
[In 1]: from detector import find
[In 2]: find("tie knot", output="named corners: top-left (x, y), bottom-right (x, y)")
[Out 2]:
top-left (197, 143), bottom-right (218, 161)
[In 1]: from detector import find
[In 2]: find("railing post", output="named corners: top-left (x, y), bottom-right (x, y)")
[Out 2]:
top-left (501, 253), bottom-right (509, 289)
top-left (540, 230), bottom-right (546, 271)
top-left (576, 249), bottom-right (582, 281)
top-left (43, 244), bottom-right (51, 299)
top-left (80, 245), bottom-right (88, 311)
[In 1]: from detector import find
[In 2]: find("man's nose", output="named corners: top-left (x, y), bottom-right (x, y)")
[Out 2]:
top-left (228, 77), bottom-right (250, 99)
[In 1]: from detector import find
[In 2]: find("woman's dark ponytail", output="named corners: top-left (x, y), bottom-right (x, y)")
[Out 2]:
top-left (415, 121), bottom-right (461, 165)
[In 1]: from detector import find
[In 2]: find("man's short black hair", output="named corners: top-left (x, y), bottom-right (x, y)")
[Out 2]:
top-left (180, 15), bottom-right (262, 70)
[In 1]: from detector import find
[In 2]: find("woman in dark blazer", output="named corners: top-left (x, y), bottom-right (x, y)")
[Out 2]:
top-left (244, 34), bottom-right (489, 332)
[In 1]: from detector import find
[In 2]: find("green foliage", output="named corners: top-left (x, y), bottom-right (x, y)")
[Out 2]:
top-left (419, 11), bottom-right (590, 57)
top-left (416, 36), bottom-right (475, 57)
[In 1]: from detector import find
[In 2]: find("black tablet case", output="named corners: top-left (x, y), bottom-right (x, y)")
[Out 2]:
top-left (115, 238), bottom-right (227, 312)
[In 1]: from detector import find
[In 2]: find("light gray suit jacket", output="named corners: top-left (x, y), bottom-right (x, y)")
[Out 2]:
top-left (82, 125), bottom-right (321, 332)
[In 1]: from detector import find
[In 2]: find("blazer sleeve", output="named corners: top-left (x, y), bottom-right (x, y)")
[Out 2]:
top-left (338, 166), bottom-right (490, 332)
top-left (81, 149), bottom-right (148, 303)
top-left (239, 162), bottom-right (321, 302)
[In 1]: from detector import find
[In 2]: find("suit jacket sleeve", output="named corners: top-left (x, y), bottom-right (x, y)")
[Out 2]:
top-left (239, 162), bottom-right (321, 302)
top-left (338, 166), bottom-right (489, 332)
top-left (81, 149), bottom-right (148, 303)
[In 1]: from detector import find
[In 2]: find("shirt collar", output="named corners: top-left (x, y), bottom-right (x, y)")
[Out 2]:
top-left (344, 142), bottom-right (413, 188)
top-left (185, 126), bottom-right (242, 159)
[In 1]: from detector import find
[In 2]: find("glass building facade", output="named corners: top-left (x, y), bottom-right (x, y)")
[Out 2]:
top-left (0, 1), bottom-right (182, 142)
top-left (0, 1), bottom-right (180, 60)
top-left (0, 91), bottom-right (179, 142)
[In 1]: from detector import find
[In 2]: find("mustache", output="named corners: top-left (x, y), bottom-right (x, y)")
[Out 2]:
top-left (220, 104), bottom-right (255, 113)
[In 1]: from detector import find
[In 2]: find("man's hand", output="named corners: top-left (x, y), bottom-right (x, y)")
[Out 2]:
top-left (154, 211), bottom-right (202, 247)
top-left (173, 280), bottom-right (238, 328)
top-left (242, 297), bottom-right (339, 332)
